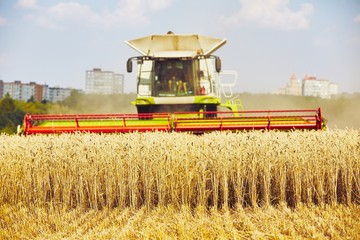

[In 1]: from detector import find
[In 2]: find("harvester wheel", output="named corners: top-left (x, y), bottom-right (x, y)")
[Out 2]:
top-left (204, 105), bottom-right (217, 118)
top-left (137, 106), bottom-right (153, 120)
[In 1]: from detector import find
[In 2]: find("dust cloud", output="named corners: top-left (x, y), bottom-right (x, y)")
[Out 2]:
top-left (232, 93), bottom-right (360, 129)
top-left (50, 93), bottom-right (137, 114)
top-left (51, 92), bottom-right (360, 129)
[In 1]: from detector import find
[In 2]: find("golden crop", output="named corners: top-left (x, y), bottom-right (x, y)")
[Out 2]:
top-left (0, 130), bottom-right (359, 211)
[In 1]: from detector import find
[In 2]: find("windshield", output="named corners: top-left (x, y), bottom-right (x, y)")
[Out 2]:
top-left (137, 58), bottom-right (217, 97)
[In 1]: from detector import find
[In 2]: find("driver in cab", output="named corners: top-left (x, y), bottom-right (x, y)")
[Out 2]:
top-left (163, 62), bottom-right (187, 93)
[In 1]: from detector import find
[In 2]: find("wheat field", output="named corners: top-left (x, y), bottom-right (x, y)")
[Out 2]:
top-left (0, 130), bottom-right (359, 239)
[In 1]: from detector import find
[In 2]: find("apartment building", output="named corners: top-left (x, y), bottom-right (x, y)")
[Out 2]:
top-left (47, 87), bottom-right (73, 102)
top-left (85, 68), bottom-right (124, 94)
top-left (285, 73), bottom-right (302, 96)
top-left (0, 80), bottom-right (3, 99)
top-left (276, 74), bottom-right (338, 99)
top-left (302, 75), bottom-right (338, 99)
top-left (1, 81), bottom-right (47, 102)
top-left (0, 80), bottom-right (76, 102)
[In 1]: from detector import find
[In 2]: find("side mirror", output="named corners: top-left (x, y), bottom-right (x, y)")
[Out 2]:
top-left (215, 57), bottom-right (221, 73)
top-left (126, 59), bottom-right (132, 73)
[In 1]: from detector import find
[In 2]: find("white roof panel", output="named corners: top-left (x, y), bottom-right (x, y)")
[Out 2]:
top-left (125, 33), bottom-right (227, 57)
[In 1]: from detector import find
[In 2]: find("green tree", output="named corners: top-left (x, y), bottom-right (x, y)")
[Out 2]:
top-left (1, 93), bottom-right (16, 112)
top-left (0, 93), bottom-right (25, 134)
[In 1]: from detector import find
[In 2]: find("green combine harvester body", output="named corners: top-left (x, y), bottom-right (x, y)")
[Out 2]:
top-left (21, 33), bottom-right (325, 135)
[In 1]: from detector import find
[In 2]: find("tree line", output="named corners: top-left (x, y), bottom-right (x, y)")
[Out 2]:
top-left (0, 92), bottom-right (136, 134)
top-left (0, 93), bottom-right (48, 134)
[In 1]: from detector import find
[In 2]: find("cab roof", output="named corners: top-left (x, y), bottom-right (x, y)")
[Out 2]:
top-left (125, 33), bottom-right (227, 58)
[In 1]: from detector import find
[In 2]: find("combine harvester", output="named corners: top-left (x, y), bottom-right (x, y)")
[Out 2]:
top-left (21, 32), bottom-right (325, 135)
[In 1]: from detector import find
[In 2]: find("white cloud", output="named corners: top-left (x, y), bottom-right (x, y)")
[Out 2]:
top-left (147, 0), bottom-right (172, 11)
top-left (221, 0), bottom-right (314, 31)
top-left (354, 14), bottom-right (360, 24)
top-left (16, 0), bottom-right (38, 9)
top-left (23, 0), bottom-right (173, 30)
top-left (0, 16), bottom-right (7, 26)
top-left (47, 2), bottom-right (94, 22)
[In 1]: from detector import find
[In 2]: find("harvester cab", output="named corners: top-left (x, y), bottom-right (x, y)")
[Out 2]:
top-left (20, 32), bottom-right (325, 135)
top-left (125, 32), bottom-right (238, 114)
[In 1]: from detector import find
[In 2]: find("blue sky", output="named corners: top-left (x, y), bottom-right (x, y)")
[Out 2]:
top-left (0, 0), bottom-right (359, 93)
